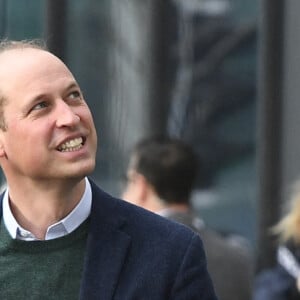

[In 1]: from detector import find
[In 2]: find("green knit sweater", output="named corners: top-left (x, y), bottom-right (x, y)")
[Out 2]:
top-left (0, 218), bottom-right (89, 300)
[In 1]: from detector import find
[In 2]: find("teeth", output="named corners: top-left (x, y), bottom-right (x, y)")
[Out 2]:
top-left (58, 137), bottom-right (83, 152)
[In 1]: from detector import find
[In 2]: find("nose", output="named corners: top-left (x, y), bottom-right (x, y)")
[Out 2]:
top-left (55, 100), bottom-right (80, 128)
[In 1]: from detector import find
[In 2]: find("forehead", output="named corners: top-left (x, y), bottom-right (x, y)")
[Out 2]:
top-left (0, 48), bottom-right (69, 74)
top-left (0, 48), bottom-right (75, 98)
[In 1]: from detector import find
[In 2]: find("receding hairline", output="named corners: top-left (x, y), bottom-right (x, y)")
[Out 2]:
top-left (0, 39), bottom-right (47, 54)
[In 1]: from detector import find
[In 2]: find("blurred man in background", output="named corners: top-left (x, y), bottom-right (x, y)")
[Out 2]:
top-left (122, 136), bottom-right (254, 300)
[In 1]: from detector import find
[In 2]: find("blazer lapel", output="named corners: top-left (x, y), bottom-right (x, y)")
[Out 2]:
top-left (79, 181), bottom-right (131, 300)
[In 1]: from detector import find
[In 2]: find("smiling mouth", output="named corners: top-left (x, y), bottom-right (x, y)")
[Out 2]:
top-left (57, 137), bottom-right (85, 152)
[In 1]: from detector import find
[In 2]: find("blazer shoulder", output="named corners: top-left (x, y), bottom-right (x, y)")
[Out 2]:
top-left (90, 179), bottom-right (199, 247)
top-left (118, 197), bottom-right (197, 244)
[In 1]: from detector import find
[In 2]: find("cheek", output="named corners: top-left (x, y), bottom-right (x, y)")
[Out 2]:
top-left (80, 109), bottom-right (98, 143)
top-left (78, 105), bottom-right (93, 122)
top-left (5, 121), bottom-right (49, 153)
top-left (5, 124), bottom-right (29, 147)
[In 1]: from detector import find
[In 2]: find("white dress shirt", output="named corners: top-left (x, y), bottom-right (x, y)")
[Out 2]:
top-left (2, 177), bottom-right (92, 241)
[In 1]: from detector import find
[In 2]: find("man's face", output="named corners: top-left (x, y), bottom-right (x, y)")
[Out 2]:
top-left (0, 48), bottom-right (98, 182)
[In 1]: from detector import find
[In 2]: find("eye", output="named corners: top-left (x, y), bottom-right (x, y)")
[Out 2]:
top-left (68, 90), bottom-right (81, 100)
top-left (31, 101), bottom-right (49, 111)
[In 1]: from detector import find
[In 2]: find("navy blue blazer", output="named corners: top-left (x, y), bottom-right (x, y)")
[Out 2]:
top-left (0, 180), bottom-right (217, 300)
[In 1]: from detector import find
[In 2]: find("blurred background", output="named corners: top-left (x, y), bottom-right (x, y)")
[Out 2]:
top-left (0, 0), bottom-right (296, 272)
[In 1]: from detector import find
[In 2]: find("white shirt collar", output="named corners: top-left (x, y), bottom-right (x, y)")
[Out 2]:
top-left (2, 177), bottom-right (92, 241)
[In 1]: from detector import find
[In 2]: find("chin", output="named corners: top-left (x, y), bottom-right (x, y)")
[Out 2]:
top-left (64, 160), bottom-right (96, 179)
top-left (77, 163), bottom-right (96, 177)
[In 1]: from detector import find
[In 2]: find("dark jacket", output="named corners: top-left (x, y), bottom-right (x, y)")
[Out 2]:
top-left (165, 210), bottom-right (253, 300)
top-left (254, 240), bottom-right (300, 300)
top-left (0, 180), bottom-right (217, 300)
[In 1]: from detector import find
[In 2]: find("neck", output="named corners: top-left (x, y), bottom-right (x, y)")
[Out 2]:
top-left (152, 198), bottom-right (190, 215)
top-left (165, 203), bottom-right (190, 213)
top-left (6, 177), bottom-right (86, 240)
top-left (147, 194), bottom-right (190, 214)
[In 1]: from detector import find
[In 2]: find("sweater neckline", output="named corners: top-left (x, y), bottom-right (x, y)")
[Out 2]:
top-left (0, 217), bottom-right (90, 253)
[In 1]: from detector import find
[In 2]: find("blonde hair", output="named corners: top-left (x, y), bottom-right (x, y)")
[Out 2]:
top-left (272, 180), bottom-right (300, 244)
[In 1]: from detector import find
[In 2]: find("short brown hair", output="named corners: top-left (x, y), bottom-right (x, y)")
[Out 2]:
top-left (130, 136), bottom-right (198, 204)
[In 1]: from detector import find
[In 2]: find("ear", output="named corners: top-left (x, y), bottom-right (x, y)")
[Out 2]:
top-left (136, 175), bottom-right (161, 213)
top-left (134, 173), bottom-right (149, 204)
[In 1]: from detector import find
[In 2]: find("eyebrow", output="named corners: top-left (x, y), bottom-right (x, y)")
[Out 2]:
top-left (32, 81), bottom-right (80, 101)
top-left (65, 82), bottom-right (80, 91)
top-left (22, 81), bottom-right (81, 113)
